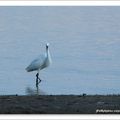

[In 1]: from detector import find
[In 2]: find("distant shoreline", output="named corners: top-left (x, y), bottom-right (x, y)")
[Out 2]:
top-left (0, 95), bottom-right (120, 114)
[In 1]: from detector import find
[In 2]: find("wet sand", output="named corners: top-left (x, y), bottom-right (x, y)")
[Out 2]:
top-left (0, 95), bottom-right (120, 114)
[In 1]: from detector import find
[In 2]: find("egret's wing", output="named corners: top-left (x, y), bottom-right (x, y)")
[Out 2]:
top-left (26, 54), bottom-right (46, 72)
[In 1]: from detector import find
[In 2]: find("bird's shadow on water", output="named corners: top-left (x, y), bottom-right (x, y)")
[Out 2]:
top-left (25, 86), bottom-right (47, 95)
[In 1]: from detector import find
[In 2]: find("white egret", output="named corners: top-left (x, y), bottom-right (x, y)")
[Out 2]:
top-left (26, 43), bottom-right (52, 87)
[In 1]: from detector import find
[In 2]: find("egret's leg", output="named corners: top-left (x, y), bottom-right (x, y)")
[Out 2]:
top-left (37, 73), bottom-right (41, 84)
top-left (36, 79), bottom-right (38, 87)
top-left (36, 73), bottom-right (41, 87)
top-left (36, 73), bottom-right (39, 87)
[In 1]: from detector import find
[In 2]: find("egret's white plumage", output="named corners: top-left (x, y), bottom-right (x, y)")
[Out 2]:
top-left (26, 43), bottom-right (52, 73)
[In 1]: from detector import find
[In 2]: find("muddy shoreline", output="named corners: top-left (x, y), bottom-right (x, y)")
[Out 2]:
top-left (0, 95), bottom-right (120, 114)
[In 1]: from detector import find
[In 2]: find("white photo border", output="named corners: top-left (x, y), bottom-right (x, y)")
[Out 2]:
top-left (0, 1), bottom-right (120, 119)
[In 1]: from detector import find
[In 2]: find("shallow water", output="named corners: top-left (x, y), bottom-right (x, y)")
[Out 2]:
top-left (0, 7), bottom-right (120, 95)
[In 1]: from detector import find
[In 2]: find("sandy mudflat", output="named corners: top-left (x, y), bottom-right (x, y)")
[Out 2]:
top-left (0, 95), bottom-right (120, 114)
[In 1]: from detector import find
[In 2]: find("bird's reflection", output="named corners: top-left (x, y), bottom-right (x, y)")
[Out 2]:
top-left (26, 86), bottom-right (46, 95)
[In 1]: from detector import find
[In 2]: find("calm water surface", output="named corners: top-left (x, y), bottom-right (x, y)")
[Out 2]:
top-left (0, 7), bottom-right (120, 95)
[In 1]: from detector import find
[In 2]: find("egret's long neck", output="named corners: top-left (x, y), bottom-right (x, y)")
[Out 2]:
top-left (46, 47), bottom-right (50, 57)
top-left (46, 46), bottom-right (52, 64)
